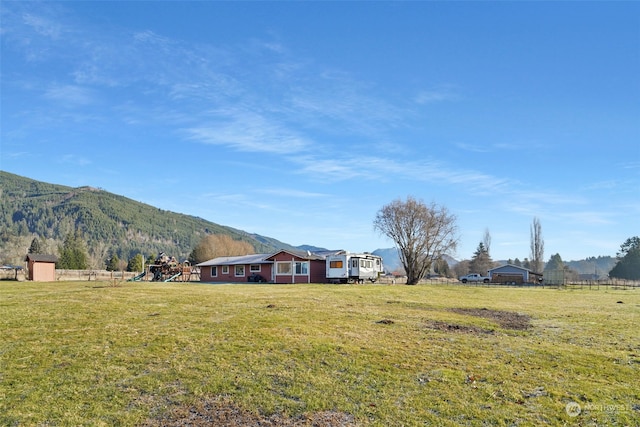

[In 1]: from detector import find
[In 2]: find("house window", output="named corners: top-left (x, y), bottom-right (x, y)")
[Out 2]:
top-left (235, 265), bottom-right (245, 276)
top-left (211, 266), bottom-right (217, 277)
top-left (250, 264), bottom-right (261, 272)
top-left (276, 262), bottom-right (292, 275)
top-left (295, 261), bottom-right (309, 275)
top-left (222, 266), bottom-right (229, 274)
top-left (330, 260), bottom-right (343, 269)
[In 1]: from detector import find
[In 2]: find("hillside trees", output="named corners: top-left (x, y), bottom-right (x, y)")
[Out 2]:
top-left (609, 237), bottom-right (640, 280)
top-left (374, 196), bottom-right (458, 285)
top-left (189, 234), bottom-right (255, 264)
top-left (0, 171), bottom-right (292, 266)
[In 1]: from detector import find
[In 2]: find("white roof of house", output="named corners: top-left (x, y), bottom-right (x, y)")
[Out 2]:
top-left (196, 253), bottom-right (271, 267)
top-left (195, 249), bottom-right (381, 267)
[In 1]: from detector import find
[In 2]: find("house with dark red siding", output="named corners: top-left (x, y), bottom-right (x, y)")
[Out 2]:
top-left (197, 250), bottom-right (333, 284)
top-left (197, 253), bottom-right (273, 283)
top-left (265, 250), bottom-right (328, 284)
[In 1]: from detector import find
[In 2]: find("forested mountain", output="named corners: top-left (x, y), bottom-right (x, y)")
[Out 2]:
top-left (0, 171), bottom-right (298, 266)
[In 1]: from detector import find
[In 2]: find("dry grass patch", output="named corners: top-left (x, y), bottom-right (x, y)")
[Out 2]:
top-left (142, 395), bottom-right (355, 427)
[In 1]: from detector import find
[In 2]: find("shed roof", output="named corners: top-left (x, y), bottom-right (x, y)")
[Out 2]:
top-left (25, 254), bottom-right (58, 263)
top-left (488, 264), bottom-right (543, 277)
top-left (488, 264), bottom-right (531, 274)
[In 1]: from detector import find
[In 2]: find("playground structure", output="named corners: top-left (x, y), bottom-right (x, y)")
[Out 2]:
top-left (145, 253), bottom-right (197, 282)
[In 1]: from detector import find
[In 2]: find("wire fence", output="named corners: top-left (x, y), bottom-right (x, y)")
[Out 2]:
top-left (377, 276), bottom-right (639, 290)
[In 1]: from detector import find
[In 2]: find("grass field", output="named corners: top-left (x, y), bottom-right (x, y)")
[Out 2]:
top-left (1, 281), bottom-right (638, 426)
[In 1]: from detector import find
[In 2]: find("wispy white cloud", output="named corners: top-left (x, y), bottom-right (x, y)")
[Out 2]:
top-left (260, 188), bottom-right (328, 198)
top-left (557, 210), bottom-right (614, 225)
top-left (58, 154), bottom-right (91, 166)
top-left (44, 84), bottom-right (95, 105)
top-left (620, 161), bottom-right (640, 170)
top-left (415, 84), bottom-right (459, 104)
top-left (454, 142), bottom-right (492, 153)
top-left (294, 153), bottom-right (512, 196)
top-left (185, 109), bottom-right (310, 154)
top-left (21, 12), bottom-right (65, 39)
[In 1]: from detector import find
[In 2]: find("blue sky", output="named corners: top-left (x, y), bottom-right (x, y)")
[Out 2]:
top-left (1, 1), bottom-right (638, 262)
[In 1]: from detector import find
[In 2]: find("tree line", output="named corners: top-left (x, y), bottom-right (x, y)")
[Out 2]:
top-left (10, 178), bottom-right (639, 281)
top-left (374, 196), bottom-right (639, 283)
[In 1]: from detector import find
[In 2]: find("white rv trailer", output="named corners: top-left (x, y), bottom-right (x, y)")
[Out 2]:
top-left (325, 251), bottom-right (384, 283)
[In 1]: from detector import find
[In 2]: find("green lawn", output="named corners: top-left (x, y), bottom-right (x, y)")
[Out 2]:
top-left (1, 281), bottom-right (638, 426)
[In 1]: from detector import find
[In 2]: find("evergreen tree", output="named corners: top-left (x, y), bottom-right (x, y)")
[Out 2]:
top-left (28, 237), bottom-right (43, 254)
top-left (147, 253), bottom-right (157, 266)
top-left (433, 257), bottom-right (452, 277)
top-left (469, 242), bottom-right (493, 275)
top-left (107, 254), bottom-right (120, 271)
top-left (127, 253), bottom-right (144, 272)
top-left (610, 237), bottom-right (640, 280)
top-left (617, 237), bottom-right (640, 258)
top-left (58, 231), bottom-right (89, 269)
top-left (545, 253), bottom-right (564, 271)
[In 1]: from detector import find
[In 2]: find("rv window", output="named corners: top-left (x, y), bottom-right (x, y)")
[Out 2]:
top-left (352, 259), bottom-right (358, 268)
top-left (330, 260), bottom-right (343, 269)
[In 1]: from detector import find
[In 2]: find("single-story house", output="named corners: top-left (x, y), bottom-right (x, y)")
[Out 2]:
top-left (265, 250), bottom-right (328, 284)
top-left (198, 253), bottom-right (273, 283)
top-left (197, 250), bottom-right (332, 284)
top-left (25, 254), bottom-right (58, 281)
top-left (488, 264), bottom-right (543, 284)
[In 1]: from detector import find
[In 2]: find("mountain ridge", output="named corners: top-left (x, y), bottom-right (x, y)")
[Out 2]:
top-left (0, 171), bottom-right (303, 266)
top-left (0, 171), bottom-right (617, 276)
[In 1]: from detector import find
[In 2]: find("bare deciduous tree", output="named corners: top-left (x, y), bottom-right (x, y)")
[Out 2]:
top-left (483, 228), bottom-right (492, 256)
top-left (374, 196), bottom-right (458, 285)
top-left (189, 234), bottom-right (254, 264)
top-left (529, 217), bottom-right (544, 274)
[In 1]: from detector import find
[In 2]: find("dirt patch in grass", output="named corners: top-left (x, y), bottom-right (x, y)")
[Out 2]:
top-left (424, 320), bottom-right (495, 335)
top-left (450, 307), bottom-right (532, 331)
top-left (141, 396), bottom-right (355, 427)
